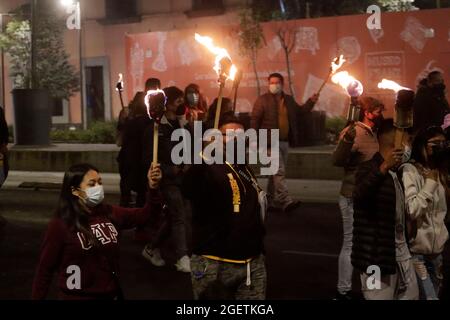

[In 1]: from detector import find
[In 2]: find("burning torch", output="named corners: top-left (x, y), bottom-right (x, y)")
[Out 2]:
top-left (232, 69), bottom-right (244, 113)
top-left (116, 73), bottom-right (125, 109)
top-left (332, 71), bottom-right (364, 123)
top-left (317, 55), bottom-right (346, 96)
top-left (378, 79), bottom-right (415, 149)
top-left (195, 33), bottom-right (238, 129)
top-left (145, 89), bottom-right (167, 164)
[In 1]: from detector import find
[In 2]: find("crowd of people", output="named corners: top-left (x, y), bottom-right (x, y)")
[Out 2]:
top-left (0, 67), bottom-right (448, 300)
top-left (334, 70), bottom-right (450, 300)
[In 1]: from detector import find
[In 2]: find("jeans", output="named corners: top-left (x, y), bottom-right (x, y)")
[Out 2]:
top-left (267, 141), bottom-right (293, 210)
top-left (190, 254), bottom-right (267, 300)
top-left (337, 195), bottom-right (354, 294)
top-left (412, 254), bottom-right (443, 300)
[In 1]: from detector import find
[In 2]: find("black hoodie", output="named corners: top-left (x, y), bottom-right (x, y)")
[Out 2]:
top-left (413, 78), bottom-right (450, 132)
top-left (182, 161), bottom-right (265, 261)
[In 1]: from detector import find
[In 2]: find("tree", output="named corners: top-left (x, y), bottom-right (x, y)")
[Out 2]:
top-left (0, 9), bottom-right (79, 100)
top-left (237, 7), bottom-right (265, 96)
top-left (378, 0), bottom-right (418, 11)
top-left (272, 10), bottom-right (298, 97)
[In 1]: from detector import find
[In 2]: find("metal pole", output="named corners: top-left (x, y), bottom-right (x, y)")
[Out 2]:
top-left (31, 0), bottom-right (37, 89)
top-left (78, 1), bottom-right (85, 129)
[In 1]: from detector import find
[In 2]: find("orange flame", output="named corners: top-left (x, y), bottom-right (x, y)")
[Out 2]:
top-left (332, 71), bottom-right (357, 90)
top-left (331, 55), bottom-right (346, 74)
top-left (377, 79), bottom-right (410, 93)
top-left (195, 33), bottom-right (238, 81)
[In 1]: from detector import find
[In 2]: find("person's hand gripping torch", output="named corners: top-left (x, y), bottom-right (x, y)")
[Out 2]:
top-left (378, 79), bottom-right (415, 149)
top-left (145, 89), bottom-right (167, 165)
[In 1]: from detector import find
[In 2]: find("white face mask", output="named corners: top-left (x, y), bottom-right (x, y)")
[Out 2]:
top-left (402, 144), bottom-right (412, 163)
top-left (84, 185), bottom-right (104, 208)
top-left (269, 84), bottom-right (282, 95)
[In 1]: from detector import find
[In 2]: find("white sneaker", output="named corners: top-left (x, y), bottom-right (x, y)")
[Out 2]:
top-left (142, 246), bottom-right (165, 267)
top-left (175, 255), bottom-right (191, 273)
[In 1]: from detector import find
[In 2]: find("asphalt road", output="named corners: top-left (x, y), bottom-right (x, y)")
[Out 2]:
top-left (0, 189), bottom-right (449, 300)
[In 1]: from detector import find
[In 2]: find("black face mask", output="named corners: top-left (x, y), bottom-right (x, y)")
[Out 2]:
top-left (176, 104), bottom-right (186, 116)
top-left (431, 83), bottom-right (446, 93)
top-left (430, 143), bottom-right (449, 166)
top-left (373, 114), bottom-right (384, 128)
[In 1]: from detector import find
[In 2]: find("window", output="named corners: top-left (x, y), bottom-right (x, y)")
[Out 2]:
top-left (105, 0), bottom-right (137, 20)
top-left (187, 0), bottom-right (225, 18)
top-left (192, 0), bottom-right (224, 10)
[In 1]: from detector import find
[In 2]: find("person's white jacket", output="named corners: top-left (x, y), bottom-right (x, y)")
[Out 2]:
top-left (401, 163), bottom-right (448, 255)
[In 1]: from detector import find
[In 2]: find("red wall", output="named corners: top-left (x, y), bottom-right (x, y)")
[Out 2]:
top-left (125, 8), bottom-right (450, 118)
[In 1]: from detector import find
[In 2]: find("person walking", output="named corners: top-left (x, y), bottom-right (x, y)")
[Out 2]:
top-left (32, 163), bottom-right (162, 300)
top-left (251, 73), bottom-right (318, 214)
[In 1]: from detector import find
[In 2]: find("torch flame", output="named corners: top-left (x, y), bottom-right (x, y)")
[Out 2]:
top-left (145, 89), bottom-right (167, 119)
top-left (332, 71), bottom-right (357, 91)
top-left (116, 73), bottom-right (124, 91)
top-left (377, 79), bottom-right (410, 93)
top-left (332, 71), bottom-right (364, 97)
top-left (195, 33), bottom-right (237, 80)
top-left (331, 55), bottom-right (346, 74)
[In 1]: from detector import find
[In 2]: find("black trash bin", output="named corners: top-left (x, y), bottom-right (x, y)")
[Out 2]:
top-left (297, 110), bottom-right (326, 146)
top-left (12, 89), bottom-right (51, 146)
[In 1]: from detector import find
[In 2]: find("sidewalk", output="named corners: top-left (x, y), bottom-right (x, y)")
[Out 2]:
top-left (2, 171), bottom-right (341, 204)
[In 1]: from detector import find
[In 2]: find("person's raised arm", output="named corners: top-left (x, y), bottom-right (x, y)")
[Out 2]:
top-left (111, 163), bottom-right (163, 229)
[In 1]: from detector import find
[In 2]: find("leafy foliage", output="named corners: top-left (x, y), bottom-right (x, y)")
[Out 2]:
top-left (0, 12), bottom-right (79, 100)
top-left (237, 8), bottom-right (265, 96)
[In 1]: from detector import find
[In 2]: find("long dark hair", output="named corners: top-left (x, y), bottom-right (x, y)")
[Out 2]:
top-left (411, 126), bottom-right (448, 189)
top-left (56, 163), bottom-right (99, 246)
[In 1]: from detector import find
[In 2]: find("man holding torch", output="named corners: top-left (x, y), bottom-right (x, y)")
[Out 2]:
top-left (251, 73), bottom-right (319, 214)
top-left (142, 86), bottom-right (192, 273)
top-left (332, 96), bottom-right (384, 300)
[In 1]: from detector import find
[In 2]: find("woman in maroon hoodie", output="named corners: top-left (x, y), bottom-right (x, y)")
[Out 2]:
top-left (32, 162), bottom-right (162, 300)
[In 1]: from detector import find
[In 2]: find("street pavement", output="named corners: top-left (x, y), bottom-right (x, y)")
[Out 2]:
top-left (3, 171), bottom-right (341, 203)
top-left (1, 179), bottom-right (449, 300)
top-left (0, 187), bottom-right (344, 300)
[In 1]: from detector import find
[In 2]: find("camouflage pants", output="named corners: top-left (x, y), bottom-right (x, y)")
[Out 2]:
top-left (190, 254), bottom-right (267, 300)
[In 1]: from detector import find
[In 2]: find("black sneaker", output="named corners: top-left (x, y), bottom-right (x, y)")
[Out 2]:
top-left (333, 291), bottom-right (354, 301)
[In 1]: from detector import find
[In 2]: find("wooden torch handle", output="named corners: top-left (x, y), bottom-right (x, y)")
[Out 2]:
top-left (152, 122), bottom-right (159, 165)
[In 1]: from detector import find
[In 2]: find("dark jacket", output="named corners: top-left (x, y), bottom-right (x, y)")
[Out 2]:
top-left (0, 106), bottom-right (8, 146)
top-left (352, 153), bottom-right (397, 275)
top-left (117, 115), bottom-right (151, 192)
top-left (413, 79), bottom-right (450, 132)
top-left (251, 92), bottom-right (315, 146)
top-left (182, 162), bottom-right (265, 261)
top-left (142, 116), bottom-right (189, 186)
